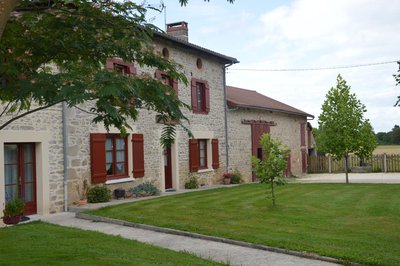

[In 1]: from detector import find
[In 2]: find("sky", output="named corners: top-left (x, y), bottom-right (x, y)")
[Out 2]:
top-left (145, 0), bottom-right (400, 133)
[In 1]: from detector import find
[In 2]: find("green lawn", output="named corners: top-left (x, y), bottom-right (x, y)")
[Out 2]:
top-left (0, 221), bottom-right (224, 265)
top-left (89, 184), bottom-right (400, 266)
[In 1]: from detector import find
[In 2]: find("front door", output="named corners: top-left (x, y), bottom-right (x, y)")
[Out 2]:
top-left (4, 143), bottom-right (37, 215)
top-left (163, 147), bottom-right (172, 189)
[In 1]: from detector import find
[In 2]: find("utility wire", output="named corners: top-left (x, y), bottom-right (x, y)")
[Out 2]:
top-left (227, 60), bottom-right (398, 72)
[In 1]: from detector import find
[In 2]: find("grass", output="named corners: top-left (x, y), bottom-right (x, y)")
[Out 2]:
top-left (89, 183), bottom-right (400, 266)
top-left (0, 221), bottom-right (224, 266)
top-left (373, 145), bottom-right (400, 155)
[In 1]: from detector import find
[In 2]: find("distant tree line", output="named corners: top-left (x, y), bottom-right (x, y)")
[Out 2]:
top-left (376, 125), bottom-right (400, 145)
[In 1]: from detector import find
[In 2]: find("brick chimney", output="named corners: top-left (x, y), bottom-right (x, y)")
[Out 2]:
top-left (166, 21), bottom-right (188, 42)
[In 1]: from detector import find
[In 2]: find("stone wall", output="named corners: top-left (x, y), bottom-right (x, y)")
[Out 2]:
top-left (227, 107), bottom-right (308, 182)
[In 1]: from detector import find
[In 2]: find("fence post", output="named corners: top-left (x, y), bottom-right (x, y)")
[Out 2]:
top-left (328, 155), bottom-right (332, 173)
top-left (383, 153), bottom-right (387, 173)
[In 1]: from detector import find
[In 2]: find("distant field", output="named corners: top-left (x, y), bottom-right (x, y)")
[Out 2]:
top-left (373, 145), bottom-right (400, 155)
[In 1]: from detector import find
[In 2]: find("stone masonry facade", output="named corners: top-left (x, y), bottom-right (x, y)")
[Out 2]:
top-left (227, 108), bottom-right (309, 182)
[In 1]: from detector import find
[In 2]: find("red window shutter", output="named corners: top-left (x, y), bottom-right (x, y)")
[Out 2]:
top-left (191, 78), bottom-right (198, 112)
top-left (189, 139), bottom-right (199, 172)
top-left (132, 134), bottom-right (145, 177)
top-left (204, 81), bottom-right (210, 114)
top-left (212, 139), bottom-right (219, 169)
top-left (172, 80), bottom-right (178, 96)
top-left (90, 133), bottom-right (107, 184)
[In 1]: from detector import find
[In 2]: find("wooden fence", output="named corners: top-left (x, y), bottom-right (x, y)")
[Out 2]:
top-left (307, 154), bottom-right (400, 173)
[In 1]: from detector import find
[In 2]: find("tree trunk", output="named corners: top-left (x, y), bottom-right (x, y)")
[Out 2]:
top-left (344, 154), bottom-right (349, 184)
top-left (271, 179), bottom-right (275, 206)
top-left (0, 0), bottom-right (21, 39)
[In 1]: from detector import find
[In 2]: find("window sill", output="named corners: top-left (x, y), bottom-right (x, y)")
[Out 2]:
top-left (105, 177), bottom-right (135, 185)
top-left (197, 168), bottom-right (214, 174)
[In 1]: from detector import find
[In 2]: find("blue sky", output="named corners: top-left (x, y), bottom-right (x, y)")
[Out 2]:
top-left (146, 0), bottom-right (400, 133)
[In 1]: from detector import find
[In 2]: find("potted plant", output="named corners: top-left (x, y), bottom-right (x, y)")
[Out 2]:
top-left (74, 179), bottom-right (88, 206)
top-left (222, 173), bottom-right (232, 185)
top-left (114, 188), bottom-right (126, 199)
top-left (2, 198), bottom-right (25, 225)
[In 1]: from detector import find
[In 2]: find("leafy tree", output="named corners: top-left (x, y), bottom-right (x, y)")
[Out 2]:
top-left (251, 133), bottom-right (288, 206)
top-left (0, 0), bottom-right (234, 146)
top-left (318, 74), bottom-right (377, 183)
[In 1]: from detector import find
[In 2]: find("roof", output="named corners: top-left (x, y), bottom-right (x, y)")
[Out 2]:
top-left (153, 31), bottom-right (239, 65)
top-left (227, 86), bottom-right (314, 118)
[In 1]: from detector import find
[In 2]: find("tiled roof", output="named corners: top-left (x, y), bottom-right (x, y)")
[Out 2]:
top-left (227, 86), bottom-right (314, 118)
top-left (153, 31), bottom-right (239, 65)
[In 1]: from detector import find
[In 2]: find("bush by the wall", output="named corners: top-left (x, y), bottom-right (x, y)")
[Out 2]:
top-left (130, 182), bottom-right (160, 197)
top-left (185, 175), bottom-right (199, 189)
top-left (230, 170), bottom-right (242, 184)
top-left (87, 185), bottom-right (112, 203)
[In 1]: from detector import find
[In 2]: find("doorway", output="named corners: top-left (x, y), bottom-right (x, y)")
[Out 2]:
top-left (251, 123), bottom-right (270, 181)
top-left (4, 143), bottom-right (37, 215)
top-left (163, 146), bottom-right (172, 189)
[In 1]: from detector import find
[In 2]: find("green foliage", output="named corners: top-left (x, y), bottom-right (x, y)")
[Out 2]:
top-left (251, 133), bottom-right (288, 206)
top-left (87, 185), bottom-right (112, 203)
top-left (0, 0), bottom-right (192, 147)
top-left (394, 66), bottom-right (400, 106)
top-left (230, 169), bottom-right (242, 184)
top-left (179, 0), bottom-right (234, 6)
top-left (129, 182), bottom-right (160, 197)
top-left (2, 198), bottom-right (25, 217)
top-left (317, 74), bottom-right (378, 181)
top-left (377, 125), bottom-right (400, 145)
top-left (185, 175), bottom-right (199, 189)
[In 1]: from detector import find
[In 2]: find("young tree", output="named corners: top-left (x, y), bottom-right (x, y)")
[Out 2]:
top-left (318, 74), bottom-right (377, 183)
top-left (0, 0), bottom-right (234, 146)
top-left (251, 133), bottom-right (288, 206)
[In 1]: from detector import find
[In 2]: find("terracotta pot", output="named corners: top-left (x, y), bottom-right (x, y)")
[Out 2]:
top-left (223, 177), bottom-right (231, 185)
top-left (3, 214), bottom-right (21, 225)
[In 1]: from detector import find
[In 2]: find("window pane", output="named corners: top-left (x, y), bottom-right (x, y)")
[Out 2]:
top-left (106, 151), bottom-right (113, 164)
top-left (4, 144), bottom-right (18, 164)
top-left (116, 163), bottom-right (125, 175)
top-left (116, 138), bottom-right (125, 150)
top-left (24, 183), bottom-right (33, 202)
top-left (106, 138), bottom-right (113, 150)
top-left (116, 151), bottom-right (125, 162)
top-left (24, 164), bottom-right (33, 182)
top-left (24, 144), bottom-right (34, 163)
top-left (5, 165), bottom-right (18, 185)
top-left (200, 157), bottom-right (206, 166)
top-left (199, 140), bottom-right (206, 150)
top-left (106, 163), bottom-right (113, 175)
top-left (5, 185), bottom-right (18, 202)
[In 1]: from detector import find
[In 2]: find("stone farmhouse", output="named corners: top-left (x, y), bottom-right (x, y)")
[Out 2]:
top-left (226, 86), bottom-right (315, 182)
top-left (0, 21), bottom-right (314, 218)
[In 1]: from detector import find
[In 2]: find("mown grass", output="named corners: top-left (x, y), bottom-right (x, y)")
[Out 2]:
top-left (0, 221), bottom-right (224, 265)
top-left (89, 184), bottom-right (400, 266)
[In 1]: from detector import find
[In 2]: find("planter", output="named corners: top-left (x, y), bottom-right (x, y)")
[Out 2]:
top-left (223, 177), bottom-right (231, 185)
top-left (3, 214), bottom-right (22, 225)
top-left (114, 188), bottom-right (126, 199)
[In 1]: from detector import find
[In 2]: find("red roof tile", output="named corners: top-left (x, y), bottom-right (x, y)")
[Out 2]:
top-left (227, 86), bottom-right (314, 118)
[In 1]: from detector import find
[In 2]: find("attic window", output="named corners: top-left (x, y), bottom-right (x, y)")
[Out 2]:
top-left (162, 48), bottom-right (169, 59)
top-left (196, 58), bottom-right (203, 69)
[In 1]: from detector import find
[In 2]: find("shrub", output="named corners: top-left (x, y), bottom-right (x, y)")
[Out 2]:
top-left (2, 198), bottom-right (25, 217)
top-left (230, 170), bottom-right (242, 184)
top-left (185, 175), bottom-right (199, 189)
top-left (130, 182), bottom-right (160, 197)
top-left (87, 185), bottom-right (112, 203)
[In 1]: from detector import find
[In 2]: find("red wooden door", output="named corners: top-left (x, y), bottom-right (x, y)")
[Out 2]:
top-left (164, 147), bottom-right (172, 189)
top-left (4, 143), bottom-right (37, 215)
top-left (251, 124), bottom-right (270, 181)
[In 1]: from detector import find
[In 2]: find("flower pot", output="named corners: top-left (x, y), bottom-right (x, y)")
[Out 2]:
top-left (114, 188), bottom-right (126, 199)
top-left (3, 214), bottom-right (21, 225)
top-left (223, 177), bottom-right (231, 185)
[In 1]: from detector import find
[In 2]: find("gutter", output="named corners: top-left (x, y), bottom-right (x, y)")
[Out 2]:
top-left (62, 101), bottom-right (68, 212)
top-left (223, 61), bottom-right (238, 173)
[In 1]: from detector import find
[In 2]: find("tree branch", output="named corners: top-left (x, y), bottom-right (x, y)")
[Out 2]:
top-left (0, 101), bottom-right (61, 130)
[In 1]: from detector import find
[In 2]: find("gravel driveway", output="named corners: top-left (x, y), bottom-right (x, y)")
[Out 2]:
top-left (295, 172), bottom-right (400, 183)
